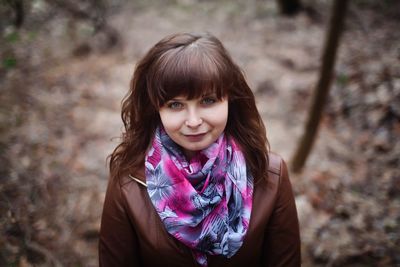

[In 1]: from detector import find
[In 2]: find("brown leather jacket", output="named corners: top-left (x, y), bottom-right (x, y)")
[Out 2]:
top-left (99, 153), bottom-right (301, 266)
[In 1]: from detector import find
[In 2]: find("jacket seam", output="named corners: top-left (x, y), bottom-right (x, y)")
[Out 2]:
top-left (267, 153), bottom-right (282, 176)
top-left (278, 158), bottom-right (284, 189)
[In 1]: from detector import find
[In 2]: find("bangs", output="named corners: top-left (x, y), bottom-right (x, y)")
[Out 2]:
top-left (147, 43), bottom-right (231, 107)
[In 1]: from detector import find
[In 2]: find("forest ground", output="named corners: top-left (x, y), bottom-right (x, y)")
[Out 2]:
top-left (1, 0), bottom-right (399, 266)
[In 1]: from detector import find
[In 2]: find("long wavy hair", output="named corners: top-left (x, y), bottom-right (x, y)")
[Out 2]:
top-left (109, 32), bottom-right (270, 182)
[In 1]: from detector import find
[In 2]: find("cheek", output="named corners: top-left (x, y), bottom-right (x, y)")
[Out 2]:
top-left (159, 111), bottom-right (183, 132)
top-left (211, 102), bottom-right (229, 128)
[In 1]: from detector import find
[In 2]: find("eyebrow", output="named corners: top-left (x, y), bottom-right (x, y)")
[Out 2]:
top-left (167, 97), bottom-right (185, 102)
top-left (201, 93), bottom-right (217, 97)
top-left (166, 93), bottom-right (219, 102)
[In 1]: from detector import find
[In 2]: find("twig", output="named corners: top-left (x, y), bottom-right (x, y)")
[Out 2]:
top-left (25, 240), bottom-right (64, 267)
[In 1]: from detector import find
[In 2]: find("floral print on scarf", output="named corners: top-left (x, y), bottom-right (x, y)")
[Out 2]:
top-left (145, 127), bottom-right (253, 266)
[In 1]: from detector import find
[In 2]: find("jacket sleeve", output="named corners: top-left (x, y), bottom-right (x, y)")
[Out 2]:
top-left (99, 179), bottom-right (141, 266)
top-left (263, 159), bottom-right (301, 267)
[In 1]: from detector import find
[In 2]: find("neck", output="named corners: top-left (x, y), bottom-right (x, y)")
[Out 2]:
top-left (183, 149), bottom-right (198, 161)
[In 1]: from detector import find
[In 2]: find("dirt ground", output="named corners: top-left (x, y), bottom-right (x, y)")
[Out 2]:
top-left (1, 0), bottom-right (399, 266)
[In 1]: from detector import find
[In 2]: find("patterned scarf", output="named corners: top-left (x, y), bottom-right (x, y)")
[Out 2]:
top-left (145, 127), bottom-right (253, 266)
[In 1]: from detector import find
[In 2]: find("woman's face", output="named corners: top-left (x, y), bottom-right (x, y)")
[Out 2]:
top-left (159, 93), bottom-right (228, 159)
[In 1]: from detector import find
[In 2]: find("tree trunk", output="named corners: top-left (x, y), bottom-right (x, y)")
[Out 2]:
top-left (276, 0), bottom-right (302, 16)
top-left (7, 0), bottom-right (24, 28)
top-left (290, 0), bottom-right (349, 173)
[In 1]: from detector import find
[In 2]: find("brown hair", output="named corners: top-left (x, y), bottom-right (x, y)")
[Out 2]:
top-left (109, 32), bottom-right (270, 182)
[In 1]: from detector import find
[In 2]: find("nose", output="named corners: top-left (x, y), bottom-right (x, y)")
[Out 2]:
top-left (185, 109), bottom-right (203, 128)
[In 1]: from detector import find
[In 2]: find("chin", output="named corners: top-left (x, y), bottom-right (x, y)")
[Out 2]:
top-left (185, 145), bottom-right (204, 152)
top-left (183, 143), bottom-right (209, 152)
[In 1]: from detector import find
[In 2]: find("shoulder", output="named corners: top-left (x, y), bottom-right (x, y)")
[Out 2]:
top-left (115, 168), bottom-right (146, 189)
top-left (117, 173), bottom-right (147, 196)
top-left (258, 151), bottom-right (291, 194)
top-left (103, 173), bottom-right (150, 224)
top-left (250, 152), bottom-right (290, 229)
top-left (267, 152), bottom-right (284, 176)
top-left (105, 171), bottom-right (146, 207)
top-left (266, 152), bottom-right (294, 202)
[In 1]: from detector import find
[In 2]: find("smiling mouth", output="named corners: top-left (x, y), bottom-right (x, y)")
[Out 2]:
top-left (183, 133), bottom-right (207, 141)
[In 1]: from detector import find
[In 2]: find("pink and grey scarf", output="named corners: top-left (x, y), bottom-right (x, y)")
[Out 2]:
top-left (145, 127), bottom-right (253, 266)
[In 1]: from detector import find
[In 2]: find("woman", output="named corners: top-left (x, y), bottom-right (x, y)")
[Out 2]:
top-left (99, 32), bottom-right (300, 267)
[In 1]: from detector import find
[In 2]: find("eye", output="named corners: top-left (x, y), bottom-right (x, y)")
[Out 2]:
top-left (201, 97), bottom-right (217, 105)
top-left (167, 101), bottom-right (184, 109)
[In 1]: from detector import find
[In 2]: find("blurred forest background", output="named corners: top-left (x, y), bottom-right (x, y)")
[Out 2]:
top-left (1, 0), bottom-right (399, 266)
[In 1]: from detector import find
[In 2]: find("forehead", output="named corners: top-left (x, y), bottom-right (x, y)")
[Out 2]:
top-left (148, 42), bottom-right (230, 106)
top-left (167, 91), bottom-right (220, 100)
top-left (166, 86), bottom-right (222, 99)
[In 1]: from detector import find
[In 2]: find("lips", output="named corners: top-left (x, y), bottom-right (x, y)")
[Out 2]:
top-left (183, 132), bottom-right (207, 142)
